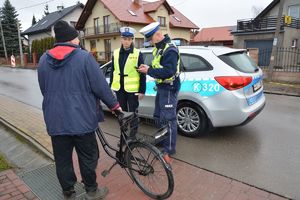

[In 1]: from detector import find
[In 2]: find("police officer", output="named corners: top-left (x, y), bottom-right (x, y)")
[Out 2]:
top-left (138, 22), bottom-right (180, 159)
top-left (110, 27), bottom-right (146, 138)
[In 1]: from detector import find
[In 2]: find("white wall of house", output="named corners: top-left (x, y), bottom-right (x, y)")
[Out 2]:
top-left (85, 1), bottom-right (119, 28)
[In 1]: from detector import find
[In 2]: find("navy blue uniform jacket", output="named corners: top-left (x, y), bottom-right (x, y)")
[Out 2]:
top-left (37, 43), bottom-right (119, 136)
top-left (147, 35), bottom-right (180, 91)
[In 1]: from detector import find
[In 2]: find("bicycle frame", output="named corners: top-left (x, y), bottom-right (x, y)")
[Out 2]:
top-left (95, 125), bottom-right (128, 167)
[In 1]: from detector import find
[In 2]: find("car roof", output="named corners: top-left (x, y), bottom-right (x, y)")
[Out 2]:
top-left (140, 45), bottom-right (246, 56)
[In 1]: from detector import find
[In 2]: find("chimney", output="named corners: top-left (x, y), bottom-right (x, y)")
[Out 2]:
top-left (133, 0), bottom-right (141, 5)
top-left (57, 6), bottom-right (63, 12)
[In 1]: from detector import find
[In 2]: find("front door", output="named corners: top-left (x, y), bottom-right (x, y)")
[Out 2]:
top-left (104, 39), bottom-right (111, 62)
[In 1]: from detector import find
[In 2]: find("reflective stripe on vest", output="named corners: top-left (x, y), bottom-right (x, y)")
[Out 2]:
top-left (152, 43), bottom-right (180, 84)
top-left (111, 48), bottom-right (140, 92)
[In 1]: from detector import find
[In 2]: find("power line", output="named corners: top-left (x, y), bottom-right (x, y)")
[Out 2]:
top-left (18, 0), bottom-right (55, 10)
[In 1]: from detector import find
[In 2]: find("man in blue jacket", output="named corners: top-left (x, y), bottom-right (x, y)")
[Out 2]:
top-left (37, 20), bottom-right (120, 200)
top-left (138, 22), bottom-right (180, 162)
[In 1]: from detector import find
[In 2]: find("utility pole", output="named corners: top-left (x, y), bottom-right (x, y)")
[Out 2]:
top-left (0, 20), bottom-right (8, 62)
top-left (17, 21), bottom-right (24, 66)
top-left (268, 0), bottom-right (284, 81)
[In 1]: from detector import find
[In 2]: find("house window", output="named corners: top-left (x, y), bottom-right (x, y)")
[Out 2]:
top-left (94, 18), bottom-right (99, 34)
top-left (70, 21), bottom-right (77, 27)
top-left (90, 40), bottom-right (96, 52)
top-left (104, 39), bottom-right (111, 61)
top-left (135, 38), bottom-right (144, 48)
top-left (103, 15), bottom-right (110, 33)
top-left (288, 5), bottom-right (300, 18)
top-left (158, 16), bottom-right (166, 27)
top-left (292, 39), bottom-right (298, 48)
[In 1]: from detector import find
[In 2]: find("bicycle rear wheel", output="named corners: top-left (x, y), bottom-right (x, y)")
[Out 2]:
top-left (124, 142), bottom-right (174, 199)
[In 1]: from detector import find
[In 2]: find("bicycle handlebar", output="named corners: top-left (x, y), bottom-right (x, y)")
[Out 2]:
top-left (114, 109), bottom-right (124, 123)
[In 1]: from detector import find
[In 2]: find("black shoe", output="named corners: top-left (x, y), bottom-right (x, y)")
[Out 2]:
top-left (85, 187), bottom-right (109, 200)
top-left (63, 190), bottom-right (76, 200)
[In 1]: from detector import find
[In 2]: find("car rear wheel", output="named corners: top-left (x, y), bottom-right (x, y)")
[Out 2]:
top-left (177, 102), bottom-right (208, 137)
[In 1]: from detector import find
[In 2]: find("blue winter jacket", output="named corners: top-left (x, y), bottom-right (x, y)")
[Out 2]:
top-left (37, 43), bottom-right (119, 136)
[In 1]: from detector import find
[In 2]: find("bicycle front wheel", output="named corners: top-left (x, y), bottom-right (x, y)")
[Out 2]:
top-left (125, 142), bottom-right (174, 199)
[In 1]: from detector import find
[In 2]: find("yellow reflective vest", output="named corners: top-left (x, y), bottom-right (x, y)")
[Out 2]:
top-left (152, 43), bottom-right (180, 84)
top-left (111, 48), bottom-right (140, 92)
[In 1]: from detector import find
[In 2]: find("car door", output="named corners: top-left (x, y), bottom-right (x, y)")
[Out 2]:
top-left (138, 52), bottom-right (156, 118)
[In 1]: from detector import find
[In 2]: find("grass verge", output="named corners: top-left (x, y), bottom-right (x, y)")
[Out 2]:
top-left (0, 153), bottom-right (11, 172)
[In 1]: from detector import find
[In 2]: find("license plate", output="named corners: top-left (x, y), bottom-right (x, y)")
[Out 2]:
top-left (253, 81), bottom-right (262, 92)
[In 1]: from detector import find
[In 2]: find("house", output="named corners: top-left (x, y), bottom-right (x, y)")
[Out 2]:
top-left (231, 0), bottom-right (300, 66)
top-left (75, 0), bottom-right (199, 63)
top-left (190, 26), bottom-right (234, 47)
top-left (21, 3), bottom-right (84, 52)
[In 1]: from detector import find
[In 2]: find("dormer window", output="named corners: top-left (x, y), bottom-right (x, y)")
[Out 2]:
top-left (128, 10), bottom-right (137, 16)
top-left (173, 16), bottom-right (181, 22)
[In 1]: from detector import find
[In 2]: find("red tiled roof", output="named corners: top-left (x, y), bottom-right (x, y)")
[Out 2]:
top-left (143, 0), bottom-right (163, 13)
top-left (76, 0), bottom-right (199, 30)
top-left (170, 6), bottom-right (198, 29)
top-left (143, 0), bottom-right (173, 14)
top-left (101, 0), bottom-right (153, 24)
top-left (192, 26), bottom-right (233, 42)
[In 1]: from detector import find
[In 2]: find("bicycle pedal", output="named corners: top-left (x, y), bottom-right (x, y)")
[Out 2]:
top-left (101, 170), bottom-right (110, 177)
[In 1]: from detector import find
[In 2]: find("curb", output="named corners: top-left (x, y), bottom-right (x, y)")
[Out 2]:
top-left (264, 90), bottom-right (300, 97)
top-left (0, 118), bottom-right (54, 161)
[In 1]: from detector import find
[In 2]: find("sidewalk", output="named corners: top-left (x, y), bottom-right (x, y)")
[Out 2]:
top-left (0, 94), bottom-right (290, 200)
top-left (263, 80), bottom-right (300, 97)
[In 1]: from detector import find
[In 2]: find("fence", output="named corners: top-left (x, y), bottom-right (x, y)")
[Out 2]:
top-left (236, 16), bottom-right (300, 33)
top-left (258, 47), bottom-right (300, 72)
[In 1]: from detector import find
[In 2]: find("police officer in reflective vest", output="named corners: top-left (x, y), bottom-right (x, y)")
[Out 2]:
top-left (110, 27), bottom-right (146, 138)
top-left (138, 22), bottom-right (180, 157)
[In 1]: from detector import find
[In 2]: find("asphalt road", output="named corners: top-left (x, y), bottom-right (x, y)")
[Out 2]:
top-left (1, 67), bottom-right (300, 199)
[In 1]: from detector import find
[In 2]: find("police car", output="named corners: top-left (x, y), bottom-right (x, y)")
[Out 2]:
top-left (101, 46), bottom-right (266, 137)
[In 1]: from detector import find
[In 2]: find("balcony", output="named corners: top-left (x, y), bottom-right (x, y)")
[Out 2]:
top-left (84, 23), bottom-right (122, 38)
top-left (234, 16), bottom-right (300, 33)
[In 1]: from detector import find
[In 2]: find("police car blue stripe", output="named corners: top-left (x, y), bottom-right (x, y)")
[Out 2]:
top-left (145, 80), bottom-right (225, 96)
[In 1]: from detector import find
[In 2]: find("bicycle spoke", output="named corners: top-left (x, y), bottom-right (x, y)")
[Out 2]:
top-left (125, 142), bottom-right (174, 199)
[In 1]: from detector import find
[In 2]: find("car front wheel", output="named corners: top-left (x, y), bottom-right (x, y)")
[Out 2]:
top-left (177, 102), bottom-right (208, 137)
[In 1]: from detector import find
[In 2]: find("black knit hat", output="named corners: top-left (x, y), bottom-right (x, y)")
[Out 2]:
top-left (54, 20), bottom-right (78, 42)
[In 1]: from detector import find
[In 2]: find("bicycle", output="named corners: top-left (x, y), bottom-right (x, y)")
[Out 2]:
top-left (95, 110), bottom-right (174, 199)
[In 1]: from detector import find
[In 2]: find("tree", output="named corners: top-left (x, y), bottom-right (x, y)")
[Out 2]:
top-left (32, 15), bottom-right (36, 26)
top-left (0, 0), bottom-right (20, 57)
top-left (44, 4), bottom-right (49, 16)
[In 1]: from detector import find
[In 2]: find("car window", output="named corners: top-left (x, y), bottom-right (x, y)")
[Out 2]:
top-left (180, 54), bottom-right (213, 72)
top-left (218, 52), bottom-right (258, 73)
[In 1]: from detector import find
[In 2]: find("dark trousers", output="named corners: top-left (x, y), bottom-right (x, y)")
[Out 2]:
top-left (51, 132), bottom-right (99, 193)
top-left (116, 89), bottom-right (139, 137)
top-left (154, 87), bottom-right (178, 154)
top-left (116, 89), bottom-right (139, 112)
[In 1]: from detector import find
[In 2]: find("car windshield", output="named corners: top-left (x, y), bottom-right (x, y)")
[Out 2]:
top-left (218, 52), bottom-right (258, 73)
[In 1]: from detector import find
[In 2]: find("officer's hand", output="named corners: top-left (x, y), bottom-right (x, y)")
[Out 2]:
top-left (137, 64), bottom-right (149, 74)
top-left (136, 93), bottom-right (144, 100)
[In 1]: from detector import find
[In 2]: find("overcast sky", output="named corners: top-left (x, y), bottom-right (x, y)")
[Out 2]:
top-left (3, 0), bottom-right (273, 31)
